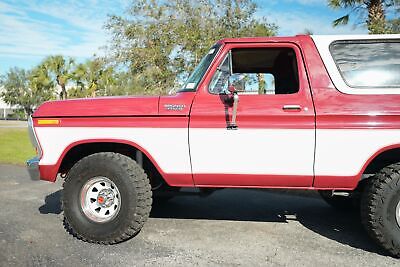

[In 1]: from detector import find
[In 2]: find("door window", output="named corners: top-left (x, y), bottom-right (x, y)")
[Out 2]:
top-left (209, 48), bottom-right (299, 95)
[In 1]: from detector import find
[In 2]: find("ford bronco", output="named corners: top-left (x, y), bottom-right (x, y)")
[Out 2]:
top-left (27, 34), bottom-right (400, 256)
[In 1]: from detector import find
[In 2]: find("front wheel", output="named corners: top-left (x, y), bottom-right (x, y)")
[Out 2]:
top-left (62, 152), bottom-right (152, 244)
top-left (361, 163), bottom-right (400, 258)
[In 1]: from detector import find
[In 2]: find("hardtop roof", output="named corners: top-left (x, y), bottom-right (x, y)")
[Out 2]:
top-left (218, 34), bottom-right (400, 44)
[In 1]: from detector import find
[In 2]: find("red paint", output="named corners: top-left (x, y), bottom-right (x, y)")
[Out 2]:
top-left (300, 37), bottom-right (400, 130)
top-left (33, 96), bottom-right (160, 118)
top-left (97, 196), bottom-right (104, 204)
top-left (33, 116), bottom-right (189, 128)
top-left (32, 113), bottom-right (400, 130)
top-left (158, 92), bottom-right (196, 116)
top-left (312, 175), bottom-right (359, 189)
top-left (39, 164), bottom-right (58, 181)
top-left (194, 174), bottom-right (312, 187)
top-left (190, 42), bottom-right (315, 129)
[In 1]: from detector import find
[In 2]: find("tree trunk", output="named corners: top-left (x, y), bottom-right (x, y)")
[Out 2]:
top-left (24, 106), bottom-right (33, 116)
top-left (59, 84), bottom-right (67, 100)
top-left (56, 75), bottom-right (68, 100)
top-left (257, 73), bottom-right (265, 95)
top-left (367, 0), bottom-right (387, 34)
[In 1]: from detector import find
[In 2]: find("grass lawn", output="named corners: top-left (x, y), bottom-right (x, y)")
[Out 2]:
top-left (0, 128), bottom-right (35, 165)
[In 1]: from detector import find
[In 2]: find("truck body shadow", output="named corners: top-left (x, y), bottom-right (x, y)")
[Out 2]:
top-left (39, 190), bottom-right (62, 214)
top-left (39, 188), bottom-right (387, 256)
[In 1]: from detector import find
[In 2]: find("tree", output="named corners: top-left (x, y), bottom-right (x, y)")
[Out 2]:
top-left (388, 4), bottom-right (400, 33)
top-left (328, 0), bottom-right (399, 34)
top-left (41, 55), bottom-right (75, 99)
top-left (106, 0), bottom-right (277, 95)
top-left (388, 18), bottom-right (400, 32)
top-left (0, 67), bottom-right (55, 115)
top-left (69, 57), bottom-right (119, 98)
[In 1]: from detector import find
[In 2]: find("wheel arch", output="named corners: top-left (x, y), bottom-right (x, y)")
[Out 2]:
top-left (362, 144), bottom-right (400, 176)
top-left (56, 139), bottom-right (170, 187)
top-left (314, 144), bottom-right (400, 190)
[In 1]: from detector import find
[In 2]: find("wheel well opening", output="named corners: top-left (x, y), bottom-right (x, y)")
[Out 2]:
top-left (59, 142), bottom-right (166, 189)
top-left (364, 147), bottom-right (400, 175)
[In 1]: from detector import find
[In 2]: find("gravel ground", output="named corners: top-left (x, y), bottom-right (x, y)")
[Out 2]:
top-left (0, 164), bottom-right (399, 267)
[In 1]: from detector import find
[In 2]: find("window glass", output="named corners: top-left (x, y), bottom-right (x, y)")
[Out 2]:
top-left (209, 48), bottom-right (298, 95)
top-left (209, 55), bottom-right (230, 94)
top-left (330, 41), bottom-right (400, 88)
top-left (179, 43), bottom-right (221, 92)
top-left (229, 73), bottom-right (275, 95)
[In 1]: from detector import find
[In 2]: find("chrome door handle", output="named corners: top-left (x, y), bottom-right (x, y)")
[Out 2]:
top-left (282, 105), bottom-right (301, 111)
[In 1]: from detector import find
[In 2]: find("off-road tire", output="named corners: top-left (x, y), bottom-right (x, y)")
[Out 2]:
top-left (361, 163), bottom-right (400, 258)
top-left (319, 190), bottom-right (359, 210)
top-left (62, 152), bottom-right (152, 244)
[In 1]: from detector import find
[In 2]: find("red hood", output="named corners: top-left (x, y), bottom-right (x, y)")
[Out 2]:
top-left (33, 96), bottom-right (160, 117)
top-left (32, 92), bottom-right (196, 118)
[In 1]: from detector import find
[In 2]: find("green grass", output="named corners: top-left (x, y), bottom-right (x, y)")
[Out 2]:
top-left (0, 128), bottom-right (36, 165)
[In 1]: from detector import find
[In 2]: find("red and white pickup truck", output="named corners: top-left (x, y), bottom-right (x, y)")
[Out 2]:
top-left (27, 34), bottom-right (400, 256)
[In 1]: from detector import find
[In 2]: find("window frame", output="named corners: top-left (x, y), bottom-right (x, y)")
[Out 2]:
top-left (178, 43), bottom-right (222, 93)
top-left (207, 46), bottom-right (300, 96)
top-left (329, 39), bottom-right (400, 90)
top-left (312, 35), bottom-right (400, 95)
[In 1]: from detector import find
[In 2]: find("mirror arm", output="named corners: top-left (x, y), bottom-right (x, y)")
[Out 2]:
top-left (228, 92), bottom-right (239, 130)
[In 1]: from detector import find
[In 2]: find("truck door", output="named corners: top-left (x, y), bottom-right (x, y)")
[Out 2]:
top-left (189, 42), bottom-right (315, 187)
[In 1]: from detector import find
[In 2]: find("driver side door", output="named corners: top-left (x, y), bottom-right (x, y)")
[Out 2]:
top-left (189, 42), bottom-right (315, 187)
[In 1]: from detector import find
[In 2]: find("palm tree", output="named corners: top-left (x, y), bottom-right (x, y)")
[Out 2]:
top-left (328, 0), bottom-right (398, 34)
top-left (42, 55), bottom-right (75, 100)
top-left (69, 58), bottom-right (117, 98)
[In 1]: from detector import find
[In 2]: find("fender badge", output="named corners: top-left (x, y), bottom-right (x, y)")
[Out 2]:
top-left (164, 104), bottom-right (186, 111)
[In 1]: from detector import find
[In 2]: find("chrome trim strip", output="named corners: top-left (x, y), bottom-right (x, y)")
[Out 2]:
top-left (28, 116), bottom-right (42, 158)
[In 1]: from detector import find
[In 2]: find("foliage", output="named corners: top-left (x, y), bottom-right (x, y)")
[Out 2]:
top-left (41, 55), bottom-right (75, 99)
top-left (387, 3), bottom-right (400, 33)
top-left (69, 57), bottom-right (117, 98)
top-left (328, 0), bottom-right (399, 33)
top-left (0, 67), bottom-right (54, 115)
top-left (388, 18), bottom-right (400, 32)
top-left (105, 0), bottom-right (277, 95)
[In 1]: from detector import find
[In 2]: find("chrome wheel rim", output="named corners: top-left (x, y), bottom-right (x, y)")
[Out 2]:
top-left (396, 200), bottom-right (400, 228)
top-left (80, 177), bottom-right (121, 223)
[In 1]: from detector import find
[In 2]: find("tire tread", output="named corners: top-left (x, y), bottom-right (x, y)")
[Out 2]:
top-left (62, 152), bottom-right (152, 244)
top-left (360, 163), bottom-right (400, 257)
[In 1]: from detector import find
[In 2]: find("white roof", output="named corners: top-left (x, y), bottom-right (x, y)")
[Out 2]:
top-left (311, 34), bottom-right (400, 41)
top-left (311, 34), bottom-right (400, 95)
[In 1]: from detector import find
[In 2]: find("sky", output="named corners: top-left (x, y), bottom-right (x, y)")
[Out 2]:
top-left (0, 0), bottom-right (367, 75)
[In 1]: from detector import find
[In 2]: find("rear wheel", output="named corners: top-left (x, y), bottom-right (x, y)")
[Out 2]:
top-left (361, 163), bottom-right (400, 258)
top-left (62, 152), bottom-right (152, 244)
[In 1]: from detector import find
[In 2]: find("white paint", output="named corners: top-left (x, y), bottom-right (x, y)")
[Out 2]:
top-left (35, 126), bottom-right (400, 178)
top-left (315, 129), bottom-right (400, 176)
top-left (189, 128), bottom-right (315, 175)
top-left (35, 127), bottom-right (192, 174)
top-left (311, 34), bottom-right (400, 95)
